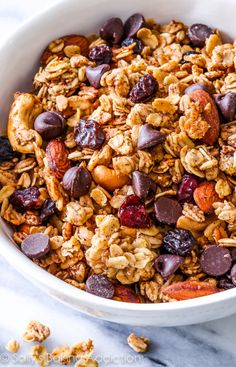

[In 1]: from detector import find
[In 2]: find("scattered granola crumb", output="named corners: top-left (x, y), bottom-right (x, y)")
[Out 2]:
top-left (31, 345), bottom-right (50, 367)
top-left (5, 339), bottom-right (20, 353)
top-left (51, 344), bottom-right (72, 365)
top-left (23, 320), bottom-right (50, 342)
top-left (75, 358), bottom-right (99, 367)
top-left (127, 333), bottom-right (149, 353)
top-left (71, 339), bottom-right (94, 359)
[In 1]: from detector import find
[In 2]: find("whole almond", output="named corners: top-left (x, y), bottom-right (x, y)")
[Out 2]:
top-left (41, 34), bottom-right (90, 65)
top-left (113, 285), bottom-right (142, 303)
top-left (189, 89), bottom-right (220, 145)
top-left (46, 138), bottom-right (71, 180)
top-left (193, 181), bottom-right (221, 214)
top-left (162, 280), bottom-right (219, 300)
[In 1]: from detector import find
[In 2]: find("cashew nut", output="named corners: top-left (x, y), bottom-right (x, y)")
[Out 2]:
top-left (92, 165), bottom-right (130, 191)
top-left (177, 215), bottom-right (216, 232)
top-left (8, 93), bottom-right (43, 154)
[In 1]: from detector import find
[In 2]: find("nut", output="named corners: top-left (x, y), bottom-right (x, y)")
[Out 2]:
top-left (162, 280), bottom-right (219, 300)
top-left (188, 90), bottom-right (220, 145)
top-left (46, 138), bottom-right (71, 180)
top-left (193, 181), bottom-right (221, 214)
top-left (8, 93), bottom-right (43, 153)
top-left (92, 165), bottom-right (130, 191)
top-left (113, 285), bottom-right (142, 303)
top-left (5, 339), bottom-right (20, 353)
top-left (176, 214), bottom-right (216, 232)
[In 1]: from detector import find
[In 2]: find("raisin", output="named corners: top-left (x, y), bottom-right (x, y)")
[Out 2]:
top-left (163, 228), bottom-right (195, 256)
top-left (10, 187), bottom-right (41, 211)
top-left (89, 45), bottom-right (112, 65)
top-left (177, 174), bottom-right (198, 204)
top-left (130, 74), bottom-right (158, 103)
top-left (121, 37), bottom-right (143, 54)
top-left (0, 136), bottom-right (19, 164)
top-left (118, 194), bottom-right (151, 228)
top-left (74, 119), bottom-right (105, 150)
top-left (40, 199), bottom-right (56, 222)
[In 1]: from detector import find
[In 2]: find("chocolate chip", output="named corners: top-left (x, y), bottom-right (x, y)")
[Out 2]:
top-left (187, 23), bottom-right (214, 47)
top-left (137, 124), bottom-right (166, 149)
top-left (40, 199), bottom-right (56, 222)
top-left (154, 197), bottom-right (182, 225)
top-left (86, 64), bottom-right (110, 88)
top-left (184, 83), bottom-right (209, 95)
top-left (124, 13), bottom-right (145, 38)
top-left (154, 254), bottom-right (183, 278)
top-left (100, 17), bottom-right (124, 44)
top-left (62, 166), bottom-right (92, 199)
top-left (21, 233), bottom-right (50, 259)
top-left (200, 245), bottom-right (232, 276)
top-left (34, 111), bottom-right (66, 141)
top-left (121, 37), bottom-right (143, 54)
top-left (132, 171), bottom-right (156, 200)
top-left (215, 92), bottom-right (236, 122)
top-left (86, 274), bottom-right (115, 299)
top-left (231, 264), bottom-right (236, 286)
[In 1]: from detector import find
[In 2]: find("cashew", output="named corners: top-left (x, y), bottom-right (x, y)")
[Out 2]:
top-left (92, 165), bottom-right (130, 191)
top-left (8, 93), bottom-right (43, 154)
top-left (177, 215), bottom-right (216, 232)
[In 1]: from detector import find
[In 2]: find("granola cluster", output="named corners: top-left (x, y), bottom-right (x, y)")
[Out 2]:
top-left (2, 13), bottom-right (236, 302)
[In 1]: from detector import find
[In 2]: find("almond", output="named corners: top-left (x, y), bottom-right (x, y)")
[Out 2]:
top-left (193, 181), bottom-right (221, 214)
top-left (113, 285), bottom-right (142, 303)
top-left (189, 89), bottom-right (220, 145)
top-left (162, 281), bottom-right (219, 300)
top-left (41, 34), bottom-right (90, 65)
top-left (46, 138), bottom-right (71, 180)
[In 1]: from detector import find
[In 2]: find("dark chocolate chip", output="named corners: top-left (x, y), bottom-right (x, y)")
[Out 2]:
top-left (86, 274), bottom-right (115, 299)
top-left (21, 233), bottom-right (50, 259)
top-left (124, 13), bottom-right (145, 38)
top-left (137, 124), bottom-right (166, 149)
top-left (132, 171), bottom-right (156, 200)
top-left (121, 37), bottom-right (143, 54)
top-left (154, 197), bottom-right (182, 225)
top-left (34, 111), bottom-right (66, 141)
top-left (154, 254), bottom-right (183, 278)
top-left (184, 83), bottom-right (209, 95)
top-left (187, 23), bottom-right (214, 47)
top-left (40, 199), bottom-right (56, 222)
top-left (62, 166), bottom-right (92, 199)
top-left (100, 17), bottom-right (124, 44)
top-left (86, 64), bottom-right (110, 88)
top-left (200, 245), bottom-right (232, 276)
top-left (215, 92), bottom-right (236, 122)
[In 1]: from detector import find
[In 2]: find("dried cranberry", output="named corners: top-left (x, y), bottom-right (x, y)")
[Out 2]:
top-left (74, 119), bottom-right (105, 150)
top-left (0, 136), bottom-right (19, 164)
top-left (121, 37), bottom-right (143, 54)
top-left (177, 174), bottom-right (198, 204)
top-left (40, 199), bottom-right (56, 222)
top-left (89, 45), bottom-right (112, 65)
top-left (10, 187), bottom-right (41, 211)
top-left (119, 194), bottom-right (151, 228)
top-left (86, 274), bottom-right (114, 299)
top-left (163, 229), bottom-right (195, 256)
top-left (130, 74), bottom-right (158, 103)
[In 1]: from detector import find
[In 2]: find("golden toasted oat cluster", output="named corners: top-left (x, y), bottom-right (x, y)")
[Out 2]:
top-left (2, 13), bottom-right (236, 303)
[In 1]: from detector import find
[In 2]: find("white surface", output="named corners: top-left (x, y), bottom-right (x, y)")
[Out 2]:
top-left (0, 0), bottom-right (236, 365)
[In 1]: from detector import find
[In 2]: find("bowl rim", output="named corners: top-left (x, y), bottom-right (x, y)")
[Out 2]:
top-left (1, 0), bottom-right (236, 313)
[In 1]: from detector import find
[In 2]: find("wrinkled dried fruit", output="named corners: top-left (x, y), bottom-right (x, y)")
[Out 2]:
top-left (188, 89), bottom-right (220, 145)
top-left (231, 264), bottom-right (236, 286)
top-left (200, 245), bottom-right (232, 276)
top-left (162, 280), bottom-right (219, 300)
top-left (124, 13), bottom-right (145, 38)
top-left (34, 111), bottom-right (66, 141)
top-left (114, 285), bottom-right (142, 303)
top-left (188, 23), bottom-right (214, 47)
top-left (40, 199), bottom-right (56, 222)
top-left (132, 171), bottom-right (157, 200)
top-left (119, 194), bottom-right (151, 228)
top-left (10, 187), bottom-right (41, 211)
top-left (100, 17), bottom-right (124, 44)
top-left (46, 138), bottom-right (71, 180)
top-left (86, 274), bottom-right (114, 299)
top-left (130, 74), bottom-right (158, 103)
top-left (0, 136), bottom-right (19, 164)
top-left (121, 37), bottom-right (143, 54)
top-left (177, 174), bottom-right (198, 204)
top-left (155, 254), bottom-right (183, 279)
top-left (137, 124), bottom-right (166, 149)
top-left (86, 64), bottom-right (110, 88)
top-left (154, 197), bottom-right (182, 225)
top-left (193, 181), bottom-right (220, 214)
top-left (215, 92), bottom-right (236, 122)
top-left (89, 45), bottom-right (112, 65)
top-left (218, 278), bottom-right (235, 290)
top-left (21, 233), bottom-right (50, 259)
top-left (163, 228), bottom-right (195, 256)
top-left (74, 119), bottom-right (105, 150)
top-left (62, 166), bottom-right (92, 198)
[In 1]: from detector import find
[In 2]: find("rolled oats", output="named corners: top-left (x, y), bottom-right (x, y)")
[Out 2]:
top-left (23, 320), bottom-right (50, 342)
top-left (127, 333), bottom-right (149, 353)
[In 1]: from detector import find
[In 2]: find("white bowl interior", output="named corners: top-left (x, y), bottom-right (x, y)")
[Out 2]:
top-left (1, 0), bottom-right (236, 326)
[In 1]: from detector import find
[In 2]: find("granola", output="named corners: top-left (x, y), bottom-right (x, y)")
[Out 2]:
top-left (2, 13), bottom-right (236, 302)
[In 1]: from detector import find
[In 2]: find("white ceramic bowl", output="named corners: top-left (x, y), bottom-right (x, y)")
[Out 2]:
top-left (1, 0), bottom-right (236, 326)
